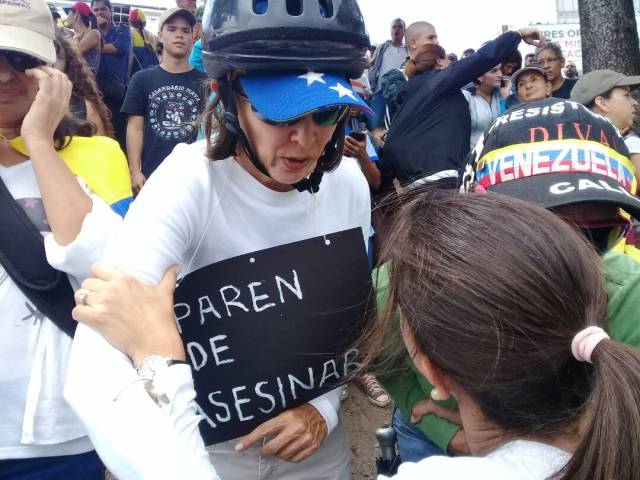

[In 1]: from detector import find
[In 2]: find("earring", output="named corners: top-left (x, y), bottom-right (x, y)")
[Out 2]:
top-left (430, 388), bottom-right (445, 402)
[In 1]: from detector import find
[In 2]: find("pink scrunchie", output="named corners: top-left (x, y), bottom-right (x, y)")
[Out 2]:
top-left (571, 326), bottom-right (610, 363)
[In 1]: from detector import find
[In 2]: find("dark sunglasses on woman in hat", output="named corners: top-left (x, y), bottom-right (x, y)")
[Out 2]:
top-left (569, 218), bottom-right (631, 254)
top-left (0, 51), bottom-right (47, 72)
top-left (236, 94), bottom-right (349, 128)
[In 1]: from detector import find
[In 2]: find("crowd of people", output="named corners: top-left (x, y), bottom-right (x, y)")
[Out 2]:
top-left (2, 0), bottom-right (640, 479)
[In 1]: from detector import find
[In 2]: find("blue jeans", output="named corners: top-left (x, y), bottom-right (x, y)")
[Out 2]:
top-left (0, 450), bottom-right (105, 480)
top-left (366, 90), bottom-right (387, 131)
top-left (392, 408), bottom-right (447, 463)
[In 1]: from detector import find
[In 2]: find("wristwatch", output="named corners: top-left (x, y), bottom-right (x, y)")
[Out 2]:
top-left (137, 355), bottom-right (189, 380)
top-left (136, 356), bottom-right (189, 405)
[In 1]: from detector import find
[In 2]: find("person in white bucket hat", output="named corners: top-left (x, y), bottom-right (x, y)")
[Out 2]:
top-left (0, 0), bottom-right (132, 477)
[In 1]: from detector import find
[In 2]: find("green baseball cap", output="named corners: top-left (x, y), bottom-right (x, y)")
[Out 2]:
top-left (570, 69), bottom-right (640, 105)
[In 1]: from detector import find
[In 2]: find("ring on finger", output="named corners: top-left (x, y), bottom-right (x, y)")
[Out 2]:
top-left (77, 289), bottom-right (90, 306)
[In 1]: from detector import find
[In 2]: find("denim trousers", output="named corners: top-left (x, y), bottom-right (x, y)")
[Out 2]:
top-left (392, 408), bottom-right (447, 464)
top-left (0, 450), bottom-right (105, 480)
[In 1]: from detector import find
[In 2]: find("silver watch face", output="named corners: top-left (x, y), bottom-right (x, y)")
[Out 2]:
top-left (137, 355), bottom-right (169, 380)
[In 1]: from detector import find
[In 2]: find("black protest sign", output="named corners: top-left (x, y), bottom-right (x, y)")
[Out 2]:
top-left (173, 228), bottom-right (371, 445)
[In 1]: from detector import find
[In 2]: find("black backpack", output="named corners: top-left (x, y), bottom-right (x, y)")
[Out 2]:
top-left (0, 177), bottom-right (76, 337)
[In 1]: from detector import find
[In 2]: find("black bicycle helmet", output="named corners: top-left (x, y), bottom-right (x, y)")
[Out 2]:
top-left (202, 0), bottom-right (370, 79)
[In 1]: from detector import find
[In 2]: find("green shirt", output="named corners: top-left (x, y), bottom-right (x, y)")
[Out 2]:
top-left (375, 251), bottom-right (640, 453)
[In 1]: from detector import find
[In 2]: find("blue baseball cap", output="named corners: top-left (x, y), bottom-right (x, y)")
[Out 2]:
top-left (238, 71), bottom-right (373, 122)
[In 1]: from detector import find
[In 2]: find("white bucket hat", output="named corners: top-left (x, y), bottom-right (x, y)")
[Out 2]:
top-left (0, 0), bottom-right (56, 64)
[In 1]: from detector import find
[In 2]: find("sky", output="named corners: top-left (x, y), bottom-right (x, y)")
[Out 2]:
top-left (163, 0), bottom-right (561, 57)
top-left (354, 0), bottom-right (559, 57)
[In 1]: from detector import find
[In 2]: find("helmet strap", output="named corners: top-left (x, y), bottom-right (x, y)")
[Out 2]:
top-left (218, 77), bottom-right (271, 179)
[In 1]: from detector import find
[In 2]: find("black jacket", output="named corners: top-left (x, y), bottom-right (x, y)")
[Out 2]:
top-left (379, 31), bottom-right (522, 190)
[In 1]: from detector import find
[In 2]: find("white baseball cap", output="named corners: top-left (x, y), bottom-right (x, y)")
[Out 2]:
top-left (0, 0), bottom-right (56, 64)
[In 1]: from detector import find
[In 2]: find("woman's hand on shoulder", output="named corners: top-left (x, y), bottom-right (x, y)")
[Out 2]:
top-left (73, 262), bottom-right (185, 367)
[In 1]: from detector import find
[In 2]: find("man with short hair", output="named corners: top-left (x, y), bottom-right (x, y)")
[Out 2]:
top-left (571, 69), bottom-right (639, 134)
top-left (378, 27), bottom-right (544, 191)
top-left (380, 21), bottom-right (440, 123)
top-left (121, 8), bottom-right (207, 193)
top-left (92, 0), bottom-right (131, 148)
top-left (366, 18), bottom-right (409, 129)
top-left (571, 69), bottom-right (640, 176)
top-left (405, 21), bottom-right (439, 59)
top-left (564, 61), bottom-right (578, 79)
top-left (524, 52), bottom-right (536, 66)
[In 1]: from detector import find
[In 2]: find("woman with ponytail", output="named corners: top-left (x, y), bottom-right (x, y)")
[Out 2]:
top-left (67, 1), bottom-right (102, 75)
top-left (67, 186), bottom-right (640, 479)
top-left (369, 190), bottom-right (640, 479)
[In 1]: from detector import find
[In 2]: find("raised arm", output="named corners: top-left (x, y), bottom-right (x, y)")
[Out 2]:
top-left (436, 28), bottom-right (545, 95)
top-left (21, 66), bottom-right (92, 245)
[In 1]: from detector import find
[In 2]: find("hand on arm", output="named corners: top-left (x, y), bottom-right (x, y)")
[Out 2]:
top-left (344, 135), bottom-right (381, 190)
top-left (102, 43), bottom-right (120, 55)
top-left (73, 262), bottom-right (184, 368)
top-left (126, 115), bottom-right (146, 194)
top-left (410, 399), bottom-right (469, 455)
top-left (235, 403), bottom-right (328, 463)
top-left (21, 66), bottom-right (92, 245)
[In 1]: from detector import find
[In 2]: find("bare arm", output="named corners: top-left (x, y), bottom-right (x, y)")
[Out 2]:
top-left (76, 29), bottom-right (101, 54)
top-left (102, 43), bottom-right (120, 55)
top-left (344, 135), bottom-right (381, 190)
top-left (126, 115), bottom-right (146, 193)
top-left (86, 99), bottom-right (107, 136)
top-left (128, 34), bottom-right (134, 78)
top-left (22, 67), bottom-right (92, 245)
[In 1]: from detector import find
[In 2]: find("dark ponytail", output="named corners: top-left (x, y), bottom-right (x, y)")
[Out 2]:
top-left (363, 188), bottom-right (640, 480)
top-left (558, 340), bottom-right (640, 480)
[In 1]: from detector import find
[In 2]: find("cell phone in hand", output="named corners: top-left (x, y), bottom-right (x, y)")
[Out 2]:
top-left (349, 131), bottom-right (366, 142)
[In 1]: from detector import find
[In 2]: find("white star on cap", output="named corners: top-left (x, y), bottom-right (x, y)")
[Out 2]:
top-left (330, 83), bottom-right (357, 101)
top-left (298, 71), bottom-right (326, 86)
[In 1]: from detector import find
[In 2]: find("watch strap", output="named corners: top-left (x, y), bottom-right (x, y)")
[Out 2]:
top-left (166, 359), bottom-right (189, 367)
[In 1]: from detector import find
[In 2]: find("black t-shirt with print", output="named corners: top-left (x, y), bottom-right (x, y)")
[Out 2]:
top-left (552, 77), bottom-right (577, 100)
top-left (121, 65), bottom-right (207, 177)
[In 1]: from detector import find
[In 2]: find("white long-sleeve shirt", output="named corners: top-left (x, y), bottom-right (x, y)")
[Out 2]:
top-left (65, 141), bottom-right (371, 478)
top-left (1, 159), bottom-right (122, 459)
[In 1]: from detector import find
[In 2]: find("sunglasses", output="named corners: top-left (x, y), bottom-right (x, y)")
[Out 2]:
top-left (0, 51), bottom-right (46, 72)
top-left (576, 219), bottom-right (630, 254)
top-left (237, 94), bottom-right (348, 128)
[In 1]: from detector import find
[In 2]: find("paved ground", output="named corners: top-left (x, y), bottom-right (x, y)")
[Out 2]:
top-left (107, 384), bottom-right (392, 480)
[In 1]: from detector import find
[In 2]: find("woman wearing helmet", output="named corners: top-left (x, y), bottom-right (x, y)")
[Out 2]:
top-left (65, 1), bottom-right (373, 479)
